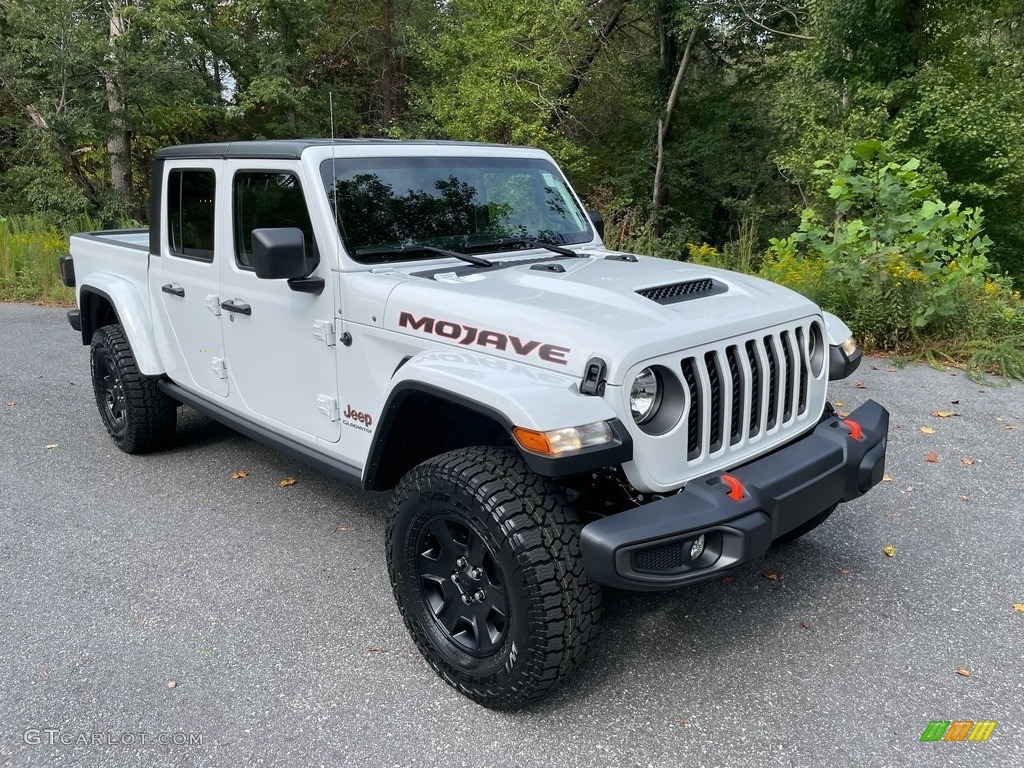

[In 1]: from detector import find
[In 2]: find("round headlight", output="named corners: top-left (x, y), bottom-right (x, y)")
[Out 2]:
top-left (630, 368), bottom-right (660, 424)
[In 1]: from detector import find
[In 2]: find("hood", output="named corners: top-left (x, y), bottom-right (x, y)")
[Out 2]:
top-left (381, 249), bottom-right (821, 384)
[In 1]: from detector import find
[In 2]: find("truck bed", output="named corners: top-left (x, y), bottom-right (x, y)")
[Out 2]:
top-left (69, 229), bottom-right (151, 306)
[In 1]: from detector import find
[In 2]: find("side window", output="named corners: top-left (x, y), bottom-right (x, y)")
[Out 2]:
top-left (233, 172), bottom-right (320, 272)
top-left (167, 169), bottom-right (216, 261)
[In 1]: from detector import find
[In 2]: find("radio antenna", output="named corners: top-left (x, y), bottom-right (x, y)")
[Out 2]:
top-left (329, 92), bottom-right (339, 229)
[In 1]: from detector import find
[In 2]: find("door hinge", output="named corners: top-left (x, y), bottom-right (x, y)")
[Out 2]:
top-left (316, 395), bottom-right (340, 421)
top-left (206, 295), bottom-right (222, 316)
top-left (313, 320), bottom-right (336, 347)
top-left (211, 357), bottom-right (228, 379)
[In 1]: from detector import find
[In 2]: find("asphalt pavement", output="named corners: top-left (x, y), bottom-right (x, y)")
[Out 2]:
top-left (1, 302), bottom-right (1022, 768)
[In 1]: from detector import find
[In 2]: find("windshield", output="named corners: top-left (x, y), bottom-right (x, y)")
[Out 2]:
top-left (319, 156), bottom-right (594, 264)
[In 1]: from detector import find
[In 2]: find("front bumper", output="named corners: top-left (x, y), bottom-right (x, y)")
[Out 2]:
top-left (580, 400), bottom-right (889, 590)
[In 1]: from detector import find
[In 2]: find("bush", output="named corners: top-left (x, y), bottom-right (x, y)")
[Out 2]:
top-left (762, 141), bottom-right (1024, 380)
top-left (0, 215), bottom-right (80, 304)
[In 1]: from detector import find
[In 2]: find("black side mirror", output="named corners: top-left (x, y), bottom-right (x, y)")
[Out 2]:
top-left (251, 228), bottom-right (307, 280)
top-left (587, 208), bottom-right (604, 239)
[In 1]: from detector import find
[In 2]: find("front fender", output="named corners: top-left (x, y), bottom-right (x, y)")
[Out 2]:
top-left (80, 273), bottom-right (164, 376)
top-left (389, 348), bottom-right (618, 432)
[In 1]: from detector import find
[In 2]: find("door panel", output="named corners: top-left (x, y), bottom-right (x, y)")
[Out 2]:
top-left (220, 165), bottom-right (340, 442)
top-left (152, 167), bottom-right (228, 397)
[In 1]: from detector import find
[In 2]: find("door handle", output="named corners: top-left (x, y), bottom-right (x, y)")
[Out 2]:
top-left (220, 299), bottom-right (252, 316)
top-left (161, 283), bottom-right (185, 298)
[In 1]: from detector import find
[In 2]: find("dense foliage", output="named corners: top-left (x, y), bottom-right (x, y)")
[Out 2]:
top-left (1, 0), bottom-right (1022, 372)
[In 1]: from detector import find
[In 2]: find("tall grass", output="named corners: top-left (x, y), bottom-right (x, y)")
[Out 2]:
top-left (0, 214), bottom-right (112, 305)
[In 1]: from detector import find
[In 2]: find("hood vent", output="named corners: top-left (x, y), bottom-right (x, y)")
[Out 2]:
top-left (636, 278), bottom-right (726, 305)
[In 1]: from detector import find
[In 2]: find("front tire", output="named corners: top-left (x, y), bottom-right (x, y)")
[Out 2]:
top-left (387, 446), bottom-right (601, 709)
top-left (90, 324), bottom-right (176, 453)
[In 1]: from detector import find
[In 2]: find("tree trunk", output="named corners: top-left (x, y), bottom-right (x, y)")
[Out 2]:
top-left (25, 105), bottom-right (101, 208)
top-left (380, 0), bottom-right (394, 129)
top-left (651, 25), bottom-right (699, 234)
top-left (105, 1), bottom-right (132, 200)
top-left (547, 1), bottom-right (626, 131)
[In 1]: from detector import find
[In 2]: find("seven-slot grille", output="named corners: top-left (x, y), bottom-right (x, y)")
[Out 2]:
top-left (680, 328), bottom-right (811, 461)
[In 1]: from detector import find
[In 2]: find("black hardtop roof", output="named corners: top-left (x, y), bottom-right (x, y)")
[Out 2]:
top-left (153, 139), bottom-right (519, 161)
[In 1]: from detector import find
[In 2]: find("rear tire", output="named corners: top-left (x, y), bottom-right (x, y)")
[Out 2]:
top-left (90, 324), bottom-right (176, 453)
top-left (774, 503), bottom-right (839, 544)
top-left (386, 446), bottom-right (601, 709)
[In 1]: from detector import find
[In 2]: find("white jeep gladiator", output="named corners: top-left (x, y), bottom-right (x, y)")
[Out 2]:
top-left (62, 139), bottom-right (888, 709)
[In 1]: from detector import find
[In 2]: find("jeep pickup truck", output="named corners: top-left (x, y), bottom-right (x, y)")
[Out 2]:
top-left (62, 139), bottom-right (888, 709)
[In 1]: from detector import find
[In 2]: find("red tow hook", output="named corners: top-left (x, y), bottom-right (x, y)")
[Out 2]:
top-left (841, 418), bottom-right (864, 441)
top-left (721, 473), bottom-right (745, 501)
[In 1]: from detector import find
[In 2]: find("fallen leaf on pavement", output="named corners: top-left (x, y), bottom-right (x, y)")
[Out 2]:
top-left (838, 567), bottom-right (851, 575)
top-left (837, 410), bottom-right (849, 418)
top-left (956, 667), bottom-right (971, 678)
top-left (798, 621), bottom-right (811, 630)
top-left (960, 495), bottom-right (969, 502)
top-left (1012, 603), bottom-right (1024, 613)
top-left (6, 401), bottom-right (14, 407)
top-left (951, 399), bottom-right (960, 405)
top-left (45, 443), bottom-right (58, 449)
top-left (721, 575), bottom-right (734, 584)
top-left (333, 526), bottom-right (355, 533)
top-left (931, 411), bottom-right (958, 418)
top-left (920, 426), bottom-right (936, 435)
top-left (882, 474), bottom-right (893, 482)
top-left (230, 470), bottom-right (249, 479)
top-left (678, 717), bottom-right (690, 726)
top-left (278, 478), bottom-right (296, 487)
top-left (924, 452), bottom-right (938, 463)
top-left (364, 646), bottom-right (386, 654)
top-left (1005, 424), bottom-right (1017, 430)
top-left (856, 381), bottom-right (867, 389)
top-left (960, 457), bottom-right (974, 466)
top-left (887, 367), bottom-right (897, 373)
top-left (167, 680), bottom-right (177, 688)
top-left (762, 570), bottom-right (782, 581)
top-left (883, 545), bottom-right (896, 557)
top-left (834, 401), bottom-right (844, 408)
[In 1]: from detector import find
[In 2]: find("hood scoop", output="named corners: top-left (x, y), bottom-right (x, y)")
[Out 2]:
top-left (636, 278), bottom-right (727, 305)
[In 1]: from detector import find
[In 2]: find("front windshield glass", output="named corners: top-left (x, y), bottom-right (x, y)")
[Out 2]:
top-left (319, 156), bottom-right (593, 264)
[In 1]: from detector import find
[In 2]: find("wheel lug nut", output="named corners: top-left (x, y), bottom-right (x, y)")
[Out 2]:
top-left (472, 568), bottom-right (483, 579)
top-left (450, 573), bottom-right (459, 582)
top-left (474, 590), bottom-right (486, 602)
top-left (456, 557), bottom-right (467, 568)
top-left (461, 595), bottom-right (471, 604)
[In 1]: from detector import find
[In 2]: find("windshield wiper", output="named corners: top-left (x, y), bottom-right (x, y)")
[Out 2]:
top-left (354, 244), bottom-right (493, 268)
top-left (463, 238), bottom-right (580, 258)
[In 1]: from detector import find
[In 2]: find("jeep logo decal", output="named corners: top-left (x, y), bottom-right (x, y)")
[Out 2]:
top-left (398, 312), bottom-right (571, 365)
top-left (343, 405), bottom-right (373, 428)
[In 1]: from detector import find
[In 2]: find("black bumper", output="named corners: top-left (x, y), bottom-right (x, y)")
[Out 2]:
top-left (580, 400), bottom-right (889, 590)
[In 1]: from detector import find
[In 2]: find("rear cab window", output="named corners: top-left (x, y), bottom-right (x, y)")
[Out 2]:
top-left (166, 169), bottom-right (216, 261)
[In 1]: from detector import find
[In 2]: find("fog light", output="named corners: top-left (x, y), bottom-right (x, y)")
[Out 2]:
top-left (690, 534), bottom-right (706, 560)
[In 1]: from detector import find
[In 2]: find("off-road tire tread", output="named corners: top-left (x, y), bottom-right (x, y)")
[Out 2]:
top-left (386, 446), bottom-right (602, 710)
top-left (91, 324), bottom-right (176, 454)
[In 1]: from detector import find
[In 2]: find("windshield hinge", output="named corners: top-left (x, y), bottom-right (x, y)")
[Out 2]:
top-left (211, 357), bottom-right (228, 380)
top-left (205, 295), bottom-right (222, 316)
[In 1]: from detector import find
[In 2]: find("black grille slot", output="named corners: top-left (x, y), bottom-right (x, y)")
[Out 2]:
top-left (633, 541), bottom-right (688, 572)
top-left (764, 336), bottom-right (779, 430)
top-left (637, 278), bottom-right (722, 304)
top-left (681, 358), bottom-right (701, 459)
top-left (745, 340), bottom-right (762, 437)
top-left (705, 351), bottom-right (723, 453)
top-left (796, 327), bottom-right (808, 415)
top-left (726, 346), bottom-right (743, 445)
top-left (781, 330), bottom-right (795, 422)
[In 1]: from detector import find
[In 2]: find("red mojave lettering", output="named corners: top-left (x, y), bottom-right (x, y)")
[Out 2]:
top-left (398, 311), bottom-right (571, 365)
